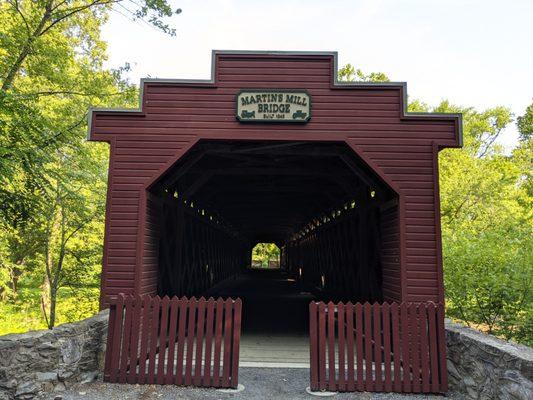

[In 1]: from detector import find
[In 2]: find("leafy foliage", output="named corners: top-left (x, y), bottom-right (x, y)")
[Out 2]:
top-left (338, 63), bottom-right (390, 83)
top-left (251, 243), bottom-right (280, 268)
top-left (517, 102), bottom-right (533, 141)
top-left (0, 285), bottom-right (99, 335)
top-left (0, 0), bottom-right (177, 328)
top-left (423, 102), bottom-right (532, 345)
top-left (340, 70), bottom-right (532, 345)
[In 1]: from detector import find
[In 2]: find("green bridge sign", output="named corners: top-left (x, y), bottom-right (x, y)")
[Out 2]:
top-left (236, 90), bottom-right (311, 123)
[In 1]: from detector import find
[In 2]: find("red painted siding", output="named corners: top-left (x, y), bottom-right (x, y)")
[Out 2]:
top-left (141, 193), bottom-right (160, 296)
top-left (381, 205), bottom-right (401, 302)
top-left (90, 52), bottom-right (460, 306)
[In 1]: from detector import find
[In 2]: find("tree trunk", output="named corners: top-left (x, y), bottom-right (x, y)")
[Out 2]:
top-left (41, 275), bottom-right (51, 327)
top-left (1, 4), bottom-right (52, 91)
top-left (10, 260), bottom-right (24, 294)
top-left (48, 284), bottom-right (57, 329)
top-left (1, 45), bottom-right (32, 91)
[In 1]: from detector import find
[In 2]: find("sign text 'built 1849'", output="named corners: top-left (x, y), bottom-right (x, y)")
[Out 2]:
top-left (236, 90), bottom-right (311, 122)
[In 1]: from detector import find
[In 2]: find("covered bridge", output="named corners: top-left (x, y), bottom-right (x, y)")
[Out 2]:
top-left (88, 50), bottom-right (461, 394)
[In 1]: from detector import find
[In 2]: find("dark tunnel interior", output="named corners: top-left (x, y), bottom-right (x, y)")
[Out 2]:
top-left (148, 140), bottom-right (400, 334)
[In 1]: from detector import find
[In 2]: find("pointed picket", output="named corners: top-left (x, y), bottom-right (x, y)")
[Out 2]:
top-left (212, 297), bottom-right (224, 387)
top-left (118, 295), bottom-right (134, 383)
top-left (184, 296), bottom-right (197, 386)
top-left (109, 294), bottom-right (125, 383)
top-left (309, 302), bottom-right (319, 391)
top-left (230, 298), bottom-right (242, 388)
top-left (345, 302), bottom-right (355, 392)
top-left (146, 296), bottom-right (161, 384)
top-left (193, 297), bottom-right (207, 386)
top-left (382, 302), bottom-right (392, 392)
top-left (202, 297), bottom-right (216, 386)
top-left (156, 296), bottom-right (171, 384)
top-left (327, 301), bottom-right (336, 391)
top-left (165, 296), bottom-right (180, 384)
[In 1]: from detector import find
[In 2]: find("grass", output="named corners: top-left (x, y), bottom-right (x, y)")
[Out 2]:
top-left (0, 284), bottom-right (99, 336)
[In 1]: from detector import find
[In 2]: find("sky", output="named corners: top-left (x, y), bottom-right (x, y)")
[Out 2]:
top-left (101, 0), bottom-right (533, 149)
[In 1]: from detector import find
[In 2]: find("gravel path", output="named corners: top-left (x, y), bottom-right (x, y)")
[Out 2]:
top-left (36, 368), bottom-right (463, 400)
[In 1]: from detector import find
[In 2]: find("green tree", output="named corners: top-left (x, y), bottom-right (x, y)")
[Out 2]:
top-left (0, 0), bottom-right (180, 327)
top-left (338, 63), bottom-right (390, 82)
top-left (252, 243), bottom-right (280, 268)
top-left (514, 101), bottom-right (533, 200)
top-left (1, 0), bottom-right (180, 91)
top-left (438, 103), bottom-right (532, 344)
top-left (39, 142), bottom-right (108, 328)
top-left (340, 66), bottom-right (532, 344)
top-left (517, 101), bottom-right (533, 141)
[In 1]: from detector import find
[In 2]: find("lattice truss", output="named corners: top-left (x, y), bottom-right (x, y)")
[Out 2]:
top-left (148, 140), bottom-right (399, 301)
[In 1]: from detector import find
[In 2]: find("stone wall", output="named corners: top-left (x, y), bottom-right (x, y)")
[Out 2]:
top-left (446, 320), bottom-right (533, 399)
top-left (1, 311), bottom-right (532, 399)
top-left (0, 310), bottom-right (108, 400)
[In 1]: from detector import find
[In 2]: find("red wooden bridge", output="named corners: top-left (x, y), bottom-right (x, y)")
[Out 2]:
top-left (90, 50), bottom-right (461, 394)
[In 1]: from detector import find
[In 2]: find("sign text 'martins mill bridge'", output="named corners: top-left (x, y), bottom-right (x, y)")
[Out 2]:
top-left (236, 90), bottom-right (311, 122)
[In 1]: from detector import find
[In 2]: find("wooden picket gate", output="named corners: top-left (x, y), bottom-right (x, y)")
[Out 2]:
top-left (309, 301), bottom-right (447, 393)
top-left (104, 294), bottom-right (242, 388)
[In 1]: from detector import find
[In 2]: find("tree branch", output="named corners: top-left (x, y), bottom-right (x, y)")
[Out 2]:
top-left (8, 0), bottom-right (31, 36)
top-left (477, 128), bottom-right (503, 158)
top-left (40, 0), bottom-right (119, 37)
top-left (1, 0), bottom-right (54, 91)
top-left (41, 296), bottom-right (50, 328)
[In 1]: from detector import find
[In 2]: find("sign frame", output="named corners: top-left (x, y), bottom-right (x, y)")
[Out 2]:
top-left (235, 89), bottom-right (312, 123)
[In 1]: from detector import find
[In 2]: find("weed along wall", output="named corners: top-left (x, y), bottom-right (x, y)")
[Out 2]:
top-left (88, 50), bottom-right (463, 393)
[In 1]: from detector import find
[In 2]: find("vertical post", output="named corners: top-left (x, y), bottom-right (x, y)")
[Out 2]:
top-left (147, 296), bottom-right (161, 384)
top-left (345, 302), bottom-right (355, 391)
top-left (222, 298), bottom-right (233, 387)
top-left (427, 302), bottom-right (440, 393)
top-left (203, 298), bottom-right (216, 386)
top-left (327, 302), bottom-right (336, 391)
top-left (109, 294), bottom-right (125, 383)
top-left (363, 302), bottom-right (373, 391)
top-left (355, 302), bottom-right (364, 391)
top-left (337, 302), bottom-right (346, 391)
top-left (118, 295), bottom-right (134, 383)
top-left (318, 302), bottom-right (327, 391)
top-left (103, 302), bottom-right (117, 382)
top-left (194, 297), bottom-right (207, 386)
top-left (212, 298), bottom-right (224, 387)
top-left (127, 295), bottom-right (142, 383)
top-left (230, 298), bottom-right (242, 388)
top-left (309, 302), bottom-right (319, 391)
top-left (175, 296), bottom-right (188, 386)
top-left (165, 296), bottom-right (180, 384)
top-left (419, 303), bottom-right (430, 393)
top-left (138, 295), bottom-right (152, 384)
top-left (156, 296), bottom-right (171, 384)
top-left (382, 302), bottom-right (392, 392)
top-left (436, 303), bottom-right (448, 392)
top-left (409, 303), bottom-right (421, 392)
top-left (391, 302), bottom-right (401, 392)
top-left (373, 302), bottom-right (383, 391)
top-left (400, 302), bottom-right (411, 392)
top-left (184, 297), bottom-right (197, 386)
